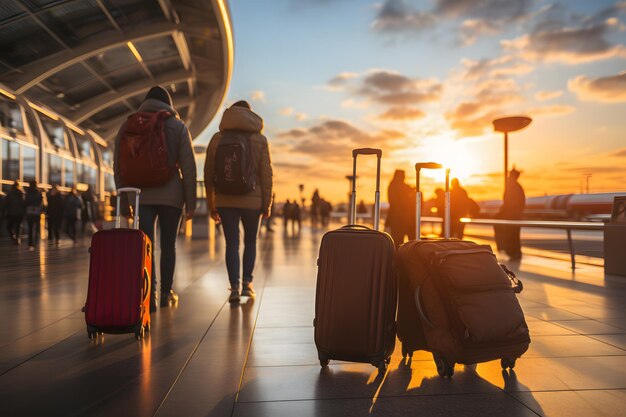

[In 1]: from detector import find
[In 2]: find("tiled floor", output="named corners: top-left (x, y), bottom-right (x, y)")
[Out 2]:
top-left (0, 225), bottom-right (625, 417)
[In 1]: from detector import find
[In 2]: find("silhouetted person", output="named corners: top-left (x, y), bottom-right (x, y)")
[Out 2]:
top-left (450, 178), bottom-right (472, 239)
top-left (25, 180), bottom-right (44, 250)
top-left (64, 187), bottom-right (82, 242)
top-left (115, 86), bottom-right (197, 311)
top-left (282, 199), bottom-right (292, 230)
top-left (357, 199), bottom-right (368, 215)
top-left (320, 198), bottom-right (332, 227)
top-left (81, 184), bottom-right (96, 234)
top-left (291, 201), bottom-right (302, 233)
top-left (311, 189), bottom-right (321, 226)
top-left (497, 168), bottom-right (526, 261)
top-left (387, 169), bottom-right (415, 247)
top-left (6, 180), bottom-right (25, 245)
top-left (204, 100), bottom-right (273, 304)
top-left (46, 184), bottom-right (64, 245)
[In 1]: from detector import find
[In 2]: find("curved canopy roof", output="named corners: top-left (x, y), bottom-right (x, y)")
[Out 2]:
top-left (0, 0), bottom-right (233, 142)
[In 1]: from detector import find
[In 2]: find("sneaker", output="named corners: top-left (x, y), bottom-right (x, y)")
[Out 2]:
top-left (241, 282), bottom-right (256, 298)
top-left (229, 288), bottom-right (240, 303)
top-left (160, 289), bottom-right (179, 308)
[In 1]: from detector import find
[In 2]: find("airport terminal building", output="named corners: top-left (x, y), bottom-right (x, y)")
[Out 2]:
top-left (0, 0), bottom-right (232, 204)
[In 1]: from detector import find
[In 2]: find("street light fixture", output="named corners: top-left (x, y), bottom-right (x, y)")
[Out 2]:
top-left (493, 116), bottom-right (532, 191)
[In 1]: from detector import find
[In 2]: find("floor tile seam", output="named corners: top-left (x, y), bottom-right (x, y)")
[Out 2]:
top-left (545, 321), bottom-right (626, 338)
top-left (507, 388), bottom-right (626, 394)
top-left (0, 330), bottom-right (81, 377)
top-left (152, 297), bottom-right (230, 417)
top-left (234, 390), bottom-right (546, 405)
top-left (230, 234), bottom-right (276, 415)
top-left (586, 335), bottom-right (626, 352)
top-left (0, 310), bottom-right (83, 350)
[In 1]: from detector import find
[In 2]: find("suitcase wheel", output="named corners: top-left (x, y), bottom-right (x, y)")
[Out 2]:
top-left (87, 326), bottom-right (97, 340)
top-left (377, 360), bottom-right (388, 375)
top-left (433, 353), bottom-right (455, 378)
top-left (401, 346), bottom-right (413, 359)
top-left (320, 358), bottom-right (330, 367)
top-left (501, 357), bottom-right (517, 370)
top-left (135, 326), bottom-right (145, 340)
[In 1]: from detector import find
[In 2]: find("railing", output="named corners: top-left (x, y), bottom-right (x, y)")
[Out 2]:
top-left (458, 218), bottom-right (604, 269)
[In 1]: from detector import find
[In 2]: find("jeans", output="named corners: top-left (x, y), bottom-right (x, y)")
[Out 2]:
top-left (26, 215), bottom-right (39, 247)
top-left (139, 205), bottom-right (182, 303)
top-left (217, 207), bottom-right (262, 289)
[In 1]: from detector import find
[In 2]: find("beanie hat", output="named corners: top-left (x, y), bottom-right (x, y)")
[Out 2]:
top-left (231, 100), bottom-right (251, 109)
top-left (144, 86), bottom-right (172, 107)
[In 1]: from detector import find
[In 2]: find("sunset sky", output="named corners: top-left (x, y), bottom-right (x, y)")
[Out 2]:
top-left (196, 0), bottom-right (626, 204)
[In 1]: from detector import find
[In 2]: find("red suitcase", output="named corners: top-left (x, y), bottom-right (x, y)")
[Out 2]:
top-left (396, 164), bottom-right (530, 377)
top-left (84, 188), bottom-right (151, 340)
top-left (314, 148), bottom-right (397, 374)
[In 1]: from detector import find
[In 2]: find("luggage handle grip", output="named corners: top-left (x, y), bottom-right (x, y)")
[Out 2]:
top-left (415, 163), bottom-right (450, 240)
top-left (350, 148), bottom-right (382, 230)
top-left (340, 224), bottom-right (371, 231)
top-left (353, 148), bottom-right (382, 158)
top-left (415, 286), bottom-right (434, 328)
top-left (115, 188), bottom-right (141, 229)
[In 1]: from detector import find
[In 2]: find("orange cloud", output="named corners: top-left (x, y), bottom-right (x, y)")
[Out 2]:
top-left (378, 107), bottom-right (425, 120)
top-left (568, 71), bottom-right (626, 103)
top-left (527, 104), bottom-right (575, 117)
top-left (535, 90), bottom-right (563, 101)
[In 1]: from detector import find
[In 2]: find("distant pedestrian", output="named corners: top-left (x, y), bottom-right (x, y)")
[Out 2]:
top-left (24, 181), bottom-right (44, 250)
top-left (81, 184), bottom-right (97, 234)
top-left (290, 201), bottom-right (301, 233)
top-left (282, 199), bottom-right (292, 231)
top-left (5, 180), bottom-right (25, 245)
top-left (450, 178), bottom-right (472, 239)
top-left (47, 184), bottom-right (64, 245)
top-left (63, 187), bottom-right (83, 242)
top-left (311, 189), bottom-right (321, 226)
top-left (114, 85), bottom-right (197, 311)
top-left (387, 169), bottom-right (415, 247)
top-left (496, 168), bottom-right (526, 261)
top-left (320, 198), bottom-right (332, 227)
top-left (204, 100), bottom-right (273, 304)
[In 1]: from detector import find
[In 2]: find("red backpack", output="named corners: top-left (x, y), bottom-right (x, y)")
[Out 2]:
top-left (119, 110), bottom-right (175, 187)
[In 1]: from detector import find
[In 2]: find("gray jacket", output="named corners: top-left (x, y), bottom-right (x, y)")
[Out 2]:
top-left (113, 99), bottom-right (197, 211)
top-left (204, 106), bottom-right (273, 213)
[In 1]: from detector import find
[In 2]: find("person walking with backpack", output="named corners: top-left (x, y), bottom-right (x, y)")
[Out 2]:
top-left (5, 180), bottom-right (25, 245)
top-left (114, 86), bottom-right (197, 312)
top-left (24, 180), bottom-right (44, 250)
top-left (46, 184), bottom-right (64, 245)
top-left (63, 186), bottom-right (83, 242)
top-left (204, 100), bottom-right (273, 304)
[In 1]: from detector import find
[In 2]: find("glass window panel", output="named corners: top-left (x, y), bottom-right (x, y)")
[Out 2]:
top-left (146, 57), bottom-right (183, 77)
top-left (2, 138), bottom-right (20, 181)
top-left (40, 115), bottom-right (66, 149)
top-left (22, 145), bottom-right (36, 182)
top-left (74, 132), bottom-right (94, 161)
top-left (101, 0), bottom-right (165, 31)
top-left (43, 63), bottom-right (94, 95)
top-left (0, 19), bottom-right (64, 68)
top-left (135, 35), bottom-right (179, 62)
top-left (64, 158), bottom-right (74, 186)
top-left (87, 46), bottom-right (136, 75)
top-left (103, 65), bottom-right (145, 90)
top-left (87, 166), bottom-right (97, 188)
top-left (0, 95), bottom-right (25, 133)
top-left (48, 153), bottom-right (62, 186)
top-left (105, 172), bottom-right (115, 192)
top-left (101, 148), bottom-right (113, 168)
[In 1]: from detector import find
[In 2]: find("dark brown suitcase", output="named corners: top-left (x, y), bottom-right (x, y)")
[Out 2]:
top-left (314, 148), bottom-right (396, 374)
top-left (396, 163), bottom-right (530, 378)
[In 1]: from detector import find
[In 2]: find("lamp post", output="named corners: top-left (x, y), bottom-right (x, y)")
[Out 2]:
top-left (493, 116), bottom-right (532, 192)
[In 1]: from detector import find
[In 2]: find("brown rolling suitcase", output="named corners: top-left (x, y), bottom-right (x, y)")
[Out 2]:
top-left (396, 163), bottom-right (530, 377)
top-left (314, 148), bottom-right (396, 374)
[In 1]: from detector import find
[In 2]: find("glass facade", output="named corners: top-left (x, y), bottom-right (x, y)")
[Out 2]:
top-left (22, 144), bottom-right (36, 181)
top-left (2, 138), bottom-right (19, 180)
top-left (0, 96), bottom-right (24, 133)
top-left (48, 153), bottom-right (62, 186)
top-left (40, 115), bottom-right (66, 149)
top-left (64, 158), bottom-right (74, 187)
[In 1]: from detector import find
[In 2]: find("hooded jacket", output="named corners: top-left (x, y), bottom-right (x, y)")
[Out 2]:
top-left (204, 106), bottom-right (273, 213)
top-left (113, 98), bottom-right (197, 211)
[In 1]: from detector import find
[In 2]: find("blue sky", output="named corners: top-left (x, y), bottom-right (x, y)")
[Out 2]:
top-left (197, 0), bottom-right (626, 202)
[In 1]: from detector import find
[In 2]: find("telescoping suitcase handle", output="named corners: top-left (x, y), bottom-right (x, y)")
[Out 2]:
top-left (115, 187), bottom-right (141, 229)
top-left (415, 163), bottom-right (450, 240)
top-left (350, 148), bottom-right (382, 230)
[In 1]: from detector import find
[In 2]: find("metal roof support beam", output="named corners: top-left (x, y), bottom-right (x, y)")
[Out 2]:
top-left (10, 22), bottom-right (180, 94)
top-left (73, 69), bottom-right (193, 123)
